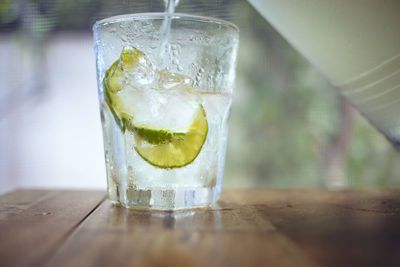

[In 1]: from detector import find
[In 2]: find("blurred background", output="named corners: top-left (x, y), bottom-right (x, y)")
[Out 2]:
top-left (1, 0), bottom-right (400, 194)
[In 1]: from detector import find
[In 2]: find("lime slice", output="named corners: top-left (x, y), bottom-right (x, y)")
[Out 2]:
top-left (102, 46), bottom-right (149, 131)
top-left (105, 46), bottom-right (148, 94)
top-left (103, 61), bottom-right (125, 132)
top-left (128, 105), bottom-right (208, 169)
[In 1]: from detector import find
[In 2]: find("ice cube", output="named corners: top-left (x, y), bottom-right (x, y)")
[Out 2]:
top-left (121, 46), bottom-right (156, 89)
top-left (155, 69), bottom-right (193, 90)
top-left (106, 46), bottom-right (156, 93)
top-left (107, 47), bottom-right (202, 132)
top-left (116, 84), bottom-right (201, 132)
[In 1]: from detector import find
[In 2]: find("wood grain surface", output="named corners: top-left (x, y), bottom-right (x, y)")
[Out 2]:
top-left (1, 189), bottom-right (400, 267)
top-left (0, 189), bottom-right (52, 222)
top-left (0, 190), bottom-right (106, 267)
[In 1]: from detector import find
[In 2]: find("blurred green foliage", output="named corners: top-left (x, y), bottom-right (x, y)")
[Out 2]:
top-left (1, 0), bottom-right (399, 187)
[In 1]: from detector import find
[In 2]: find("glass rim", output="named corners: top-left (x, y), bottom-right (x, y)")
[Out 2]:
top-left (93, 12), bottom-right (239, 32)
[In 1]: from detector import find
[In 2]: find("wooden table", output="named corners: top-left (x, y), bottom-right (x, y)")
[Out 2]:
top-left (1, 189), bottom-right (400, 267)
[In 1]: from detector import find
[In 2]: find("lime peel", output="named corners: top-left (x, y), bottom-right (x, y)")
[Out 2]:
top-left (132, 105), bottom-right (208, 169)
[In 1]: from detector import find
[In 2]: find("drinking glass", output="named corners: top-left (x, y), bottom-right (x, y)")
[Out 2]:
top-left (93, 13), bottom-right (239, 210)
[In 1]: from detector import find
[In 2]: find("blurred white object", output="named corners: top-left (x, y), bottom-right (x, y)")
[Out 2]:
top-left (248, 0), bottom-right (400, 148)
top-left (0, 33), bottom-right (106, 194)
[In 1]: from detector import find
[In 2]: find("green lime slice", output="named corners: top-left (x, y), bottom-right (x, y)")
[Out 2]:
top-left (102, 46), bottom-right (148, 131)
top-left (128, 105), bottom-right (208, 169)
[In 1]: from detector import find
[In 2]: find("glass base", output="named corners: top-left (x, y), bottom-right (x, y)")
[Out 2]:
top-left (107, 177), bottom-right (221, 210)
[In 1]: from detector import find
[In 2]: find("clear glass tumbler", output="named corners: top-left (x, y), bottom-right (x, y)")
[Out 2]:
top-left (93, 13), bottom-right (239, 210)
